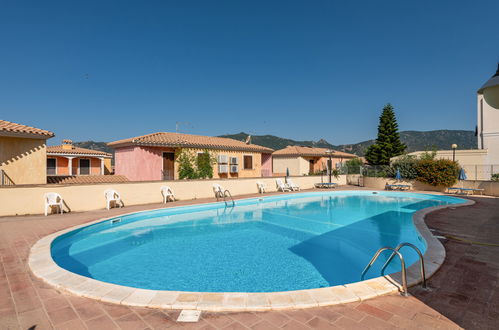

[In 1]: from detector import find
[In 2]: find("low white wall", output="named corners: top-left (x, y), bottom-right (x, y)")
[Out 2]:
top-left (0, 175), bottom-right (347, 217)
top-left (362, 177), bottom-right (446, 192)
top-left (363, 176), bottom-right (499, 196)
top-left (459, 180), bottom-right (499, 196)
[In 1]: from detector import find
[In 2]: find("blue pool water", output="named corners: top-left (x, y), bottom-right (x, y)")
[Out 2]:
top-left (51, 191), bottom-right (464, 292)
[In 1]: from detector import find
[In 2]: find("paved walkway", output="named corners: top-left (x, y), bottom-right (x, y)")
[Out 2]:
top-left (409, 195), bottom-right (499, 329)
top-left (0, 188), bottom-right (497, 329)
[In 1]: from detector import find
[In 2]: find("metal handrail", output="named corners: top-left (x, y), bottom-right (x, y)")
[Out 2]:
top-left (361, 247), bottom-right (408, 296)
top-left (381, 242), bottom-right (426, 288)
top-left (223, 189), bottom-right (235, 207)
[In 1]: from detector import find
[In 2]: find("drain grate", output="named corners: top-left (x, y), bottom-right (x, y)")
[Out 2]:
top-left (177, 310), bottom-right (201, 323)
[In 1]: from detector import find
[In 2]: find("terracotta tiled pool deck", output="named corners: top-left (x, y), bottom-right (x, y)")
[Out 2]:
top-left (1, 187), bottom-right (497, 329)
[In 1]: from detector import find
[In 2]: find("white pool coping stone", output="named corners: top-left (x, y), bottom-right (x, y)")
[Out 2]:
top-left (28, 191), bottom-right (475, 311)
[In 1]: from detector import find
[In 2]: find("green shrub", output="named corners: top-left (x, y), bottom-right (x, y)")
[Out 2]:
top-left (414, 159), bottom-right (459, 187)
top-left (492, 173), bottom-right (499, 182)
top-left (177, 149), bottom-right (216, 179)
top-left (345, 158), bottom-right (363, 174)
top-left (419, 150), bottom-right (437, 161)
top-left (330, 169), bottom-right (340, 179)
top-left (196, 150), bottom-right (216, 179)
top-left (389, 155), bottom-right (418, 180)
top-left (177, 150), bottom-right (198, 179)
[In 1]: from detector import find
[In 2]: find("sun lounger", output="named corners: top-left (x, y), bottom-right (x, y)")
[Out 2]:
top-left (385, 184), bottom-right (411, 191)
top-left (287, 179), bottom-right (300, 191)
top-left (314, 182), bottom-right (337, 189)
top-left (276, 179), bottom-right (292, 192)
top-left (447, 187), bottom-right (484, 195)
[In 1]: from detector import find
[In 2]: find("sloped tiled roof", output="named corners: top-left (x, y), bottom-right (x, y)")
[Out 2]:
top-left (47, 175), bottom-right (128, 185)
top-left (108, 132), bottom-right (274, 153)
top-left (47, 145), bottom-right (112, 157)
top-left (272, 146), bottom-right (356, 158)
top-left (0, 119), bottom-right (54, 138)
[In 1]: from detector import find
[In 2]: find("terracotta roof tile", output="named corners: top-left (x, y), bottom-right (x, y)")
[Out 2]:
top-left (108, 132), bottom-right (274, 153)
top-left (0, 119), bottom-right (54, 138)
top-left (47, 145), bottom-right (112, 157)
top-left (47, 175), bottom-right (128, 185)
top-left (272, 146), bottom-right (357, 158)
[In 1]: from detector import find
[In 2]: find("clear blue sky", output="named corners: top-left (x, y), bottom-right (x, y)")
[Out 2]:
top-left (1, 0), bottom-right (498, 145)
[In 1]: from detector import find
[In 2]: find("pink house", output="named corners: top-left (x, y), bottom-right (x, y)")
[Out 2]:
top-left (108, 132), bottom-right (274, 181)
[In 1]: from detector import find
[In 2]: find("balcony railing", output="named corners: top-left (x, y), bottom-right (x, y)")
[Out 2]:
top-left (0, 170), bottom-right (15, 186)
top-left (162, 170), bottom-right (174, 181)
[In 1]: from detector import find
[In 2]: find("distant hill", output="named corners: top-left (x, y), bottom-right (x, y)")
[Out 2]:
top-left (219, 132), bottom-right (334, 151)
top-left (73, 141), bottom-right (114, 155)
top-left (73, 130), bottom-right (477, 159)
top-left (220, 130), bottom-right (477, 156)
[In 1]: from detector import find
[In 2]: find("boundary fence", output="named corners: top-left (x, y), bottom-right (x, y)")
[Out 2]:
top-left (336, 164), bottom-right (499, 181)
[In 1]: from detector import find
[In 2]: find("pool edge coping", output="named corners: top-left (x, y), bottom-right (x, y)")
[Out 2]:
top-left (28, 191), bottom-right (475, 312)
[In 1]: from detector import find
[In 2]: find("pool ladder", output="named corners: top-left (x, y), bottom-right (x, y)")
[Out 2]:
top-left (361, 242), bottom-right (426, 297)
top-left (223, 189), bottom-right (235, 208)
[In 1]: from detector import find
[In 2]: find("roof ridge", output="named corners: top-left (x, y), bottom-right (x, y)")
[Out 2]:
top-left (273, 145), bottom-right (356, 157)
top-left (47, 145), bottom-right (112, 156)
top-left (132, 131), bottom-right (165, 142)
top-left (0, 119), bottom-right (54, 137)
top-left (108, 131), bottom-right (274, 152)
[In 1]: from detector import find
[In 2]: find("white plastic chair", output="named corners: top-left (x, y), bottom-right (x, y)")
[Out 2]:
top-left (44, 192), bottom-right (64, 216)
top-left (213, 184), bottom-right (224, 199)
top-left (287, 179), bottom-right (300, 191)
top-left (105, 189), bottom-right (123, 210)
top-left (276, 179), bottom-right (292, 192)
top-left (161, 185), bottom-right (175, 203)
top-left (256, 182), bottom-right (266, 194)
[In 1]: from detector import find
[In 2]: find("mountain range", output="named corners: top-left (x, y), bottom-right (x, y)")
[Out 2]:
top-left (73, 129), bottom-right (477, 158)
top-left (219, 130), bottom-right (477, 156)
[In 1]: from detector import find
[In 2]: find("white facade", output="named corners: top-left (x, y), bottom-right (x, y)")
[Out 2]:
top-left (477, 73), bottom-right (499, 165)
top-left (273, 156), bottom-right (309, 176)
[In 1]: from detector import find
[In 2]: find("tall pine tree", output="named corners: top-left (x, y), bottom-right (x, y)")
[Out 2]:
top-left (365, 104), bottom-right (406, 165)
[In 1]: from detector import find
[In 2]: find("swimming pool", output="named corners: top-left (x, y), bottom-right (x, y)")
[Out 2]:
top-left (50, 191), bottom-right (465, 293)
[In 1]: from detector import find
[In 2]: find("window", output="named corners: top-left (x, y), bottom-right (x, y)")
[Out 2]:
top-left (79, 159), bottom-right (90, 175)
top-left (47, 158), bottom-right (56, 175)
top-left (243, 155), bottom-right (253, 170)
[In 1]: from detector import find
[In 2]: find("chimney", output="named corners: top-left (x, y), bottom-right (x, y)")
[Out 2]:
top-left (62, 139), bottom-right (73, 150)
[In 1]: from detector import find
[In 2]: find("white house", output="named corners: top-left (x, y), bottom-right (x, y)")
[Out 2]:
top-left (477, 63), bottom-right (499, 165)
top-left (394, 63), bottom-right (499, 180)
